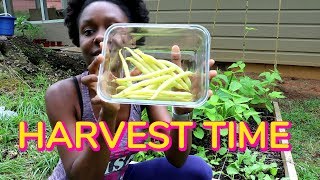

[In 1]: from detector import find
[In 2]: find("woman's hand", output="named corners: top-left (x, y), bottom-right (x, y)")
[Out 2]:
top-left (171, 45), bottom-right (217, 115)
top-left (81, 43), bottom-right (120, 119)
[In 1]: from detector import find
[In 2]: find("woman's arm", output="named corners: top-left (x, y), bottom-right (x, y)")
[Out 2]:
top-left (45, 79), bottom-right (118, 180)
top-left (146, 105), bottom-right (191, 168)
top-left (46, 53), bottom-right (120, 179)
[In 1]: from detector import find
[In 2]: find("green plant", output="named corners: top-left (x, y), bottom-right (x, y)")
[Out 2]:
top-left (225, 149), bottom-right (278, 180)
top-left (133, 136), bottom-right (165, 162)
top-left (194, 61), bottom-right (285, 129)
top-left (15, 16), bottom-right (43, 39)
top-left (133, 150), bottom-right (165, 162)
top-left (0, 3), bottom-right (4, 13)
top-left (191, 144), bottom-right (210, 162)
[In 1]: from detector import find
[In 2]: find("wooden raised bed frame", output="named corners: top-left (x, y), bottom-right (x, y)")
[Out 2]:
top-left (273, 101), bottom-right (298, 180)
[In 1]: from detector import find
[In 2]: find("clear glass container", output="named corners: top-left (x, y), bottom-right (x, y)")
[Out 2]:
top-left (97, 23), bottom-right (211, 108)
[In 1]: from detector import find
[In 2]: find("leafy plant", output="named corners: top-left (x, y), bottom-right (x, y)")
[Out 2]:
top-left (133, 136), bottom-right (165, 162)
top-left (133, 150), bottom-right (165, 162)
top-left (15, 16), bottom-right (43, 39)
top-left (193, 61), bottom-right (285, 133)
top-left (225, 149), bottom-right (279, 180)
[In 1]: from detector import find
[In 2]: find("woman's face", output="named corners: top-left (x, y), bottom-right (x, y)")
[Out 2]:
top-left (78, 1), bottom-right (129, 65)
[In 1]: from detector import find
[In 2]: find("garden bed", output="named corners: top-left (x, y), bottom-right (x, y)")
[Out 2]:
top-left (190, 102), bottom-right (297, 180)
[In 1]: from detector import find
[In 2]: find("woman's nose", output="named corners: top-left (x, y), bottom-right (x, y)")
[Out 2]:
top-left (94, 30), bottom-right (104, 46)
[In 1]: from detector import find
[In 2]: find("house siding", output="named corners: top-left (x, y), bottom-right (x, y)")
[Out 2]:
top-left (145, 0), bottom-right (320, 67)
top-left (32, 0), bottom-right (320, 67)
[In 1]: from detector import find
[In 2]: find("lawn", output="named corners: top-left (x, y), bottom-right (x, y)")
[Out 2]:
top-left (279, 98), bottom-right (320, 180)
top-left (0, 73), bottom-right (58, 180)
top-left (0, 72), bottom-right (319, 179)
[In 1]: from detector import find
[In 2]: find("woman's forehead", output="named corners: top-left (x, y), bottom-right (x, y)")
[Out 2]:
top-left (79, 1), bottom-right (128, 24)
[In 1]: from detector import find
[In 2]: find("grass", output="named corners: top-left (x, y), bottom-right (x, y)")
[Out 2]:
top-left (279, 98), bottom-right (320, 180)
top-left (0, 73), bottom-right (59, 180)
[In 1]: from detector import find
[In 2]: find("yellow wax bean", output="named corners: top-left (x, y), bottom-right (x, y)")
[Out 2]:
top-left (134, 49), bottom-right (162, 71)
top-left (142, 84), bottom-right (158, 90)
top-left (151, 71), bottom-right (193, 100)
top-left (114, 66), bottom-right (175, 83)
top-left (113, 75), bottom-right (172, 97)
top-left (134, 49), bottom-right (167, 69)
top-left (116, 86), bottom-right (126, 92)
top-left (119, 49), bottom-right (131, 79)
top-left (126, 57), bottom-right (150, 74)
top-left (129, 90), bottom-right (193, 98)
top-left (132, 49), bottom-right (188, 90)
top-left (158, 60), bottom-right (192, 88)
top-left (125, 47), bottom-right (155, 72)
top-left (124, 94), bottom-right (192, 102)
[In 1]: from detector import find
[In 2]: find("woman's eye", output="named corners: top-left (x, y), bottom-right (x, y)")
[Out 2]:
top-left (83, 29), bottom-right (95, 36)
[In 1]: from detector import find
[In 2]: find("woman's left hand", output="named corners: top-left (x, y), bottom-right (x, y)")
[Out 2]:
top-left (171, 45), bottom-right (217, 115)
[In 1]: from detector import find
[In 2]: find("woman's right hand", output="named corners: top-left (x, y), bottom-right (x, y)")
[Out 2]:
top-left (81, 52), bottom-right (120, 120)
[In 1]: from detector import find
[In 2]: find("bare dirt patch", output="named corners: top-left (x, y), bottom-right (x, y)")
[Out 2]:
top-left (244, 72), bottom-right (320, 100)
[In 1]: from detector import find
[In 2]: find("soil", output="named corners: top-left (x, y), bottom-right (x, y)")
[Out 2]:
top-left (245, 72), bottom-right (320, 100)
top-left (0, 36), bottom-right (86, 86)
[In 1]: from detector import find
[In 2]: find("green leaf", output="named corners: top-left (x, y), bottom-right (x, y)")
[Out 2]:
top-left (270, 167), bottom-right (278, 176)
top-left (250, 175), bottom-right (256, 180)
top-left (239, 63), bottom-right (246, 70)
top-left (234, 96), bottom-right (252, 104)
top-left (220, 88), bottom-right (242, 98)
top-left (245, 26), bottom-right (258, 31)
top-left (270, 163), bottom-right (278, 168)
top-left (226, 164), bottom-right (239, 175)
top-left (210, 159), bottom-right (220, 165)
top-left (272, 69), bottom-right (282, 81)
top-left (259, 71), bottom-right (271, 78)
top-left (228, 62), bottom-right (240, 69)
top-left (224, 71), bottom-right (233, 77)
top-left (216, 89), bottom-right (232, 101)
top-left (209, 94), bottom-right (219, 103)
top-left (250, 97), bottom-right (264, 105)
top-left (264, 174), bottom-right (272, 180)
top-left (253, 114), bottom-right (261, 124)
top-left (192, 109), bottom-right (203, 120)
top-left (220, 128), bottom-right (229, 136)
top-left (257, 172), bottom-right (265, 179)
top-left (225, 100), bottom-right (235, 110)
top-left (218, 147), bottom-right (228, 155)
top-left (243, 109), bottom-right (260, 120)
top-left (205, 108), bottom-right (218, 121)
top-left (235, 106), bottom-right (246, 114)
top-left (238, 103), bottom-right (250, 110)
top-left (216, 74), bottom-right (230, 85)
top-left (193, 127), bottom-right (205, 139)
top-left (191, 144), bottom-right (197, 149)
top-left (229, 81), bottom-right (243, 92)
top-left (259, 155), bottom-right (267, 163)
top-left (268, 91), bottom-right (285, 99)
top-left (266, 103), bottom-right (274, 113)
top-left (250, 154), bottom-right (258, 163)
top-left (235, 113), bottom-right (244, 121)
top-left (246, 163), bottom-right (260, 173)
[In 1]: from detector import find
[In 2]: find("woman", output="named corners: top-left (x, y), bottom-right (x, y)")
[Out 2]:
top-left (46, 0), bottom-right (217, 179)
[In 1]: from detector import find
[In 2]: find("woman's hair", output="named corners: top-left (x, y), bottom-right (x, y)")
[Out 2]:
top-left (64, 0), bottom-right (149, 46)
